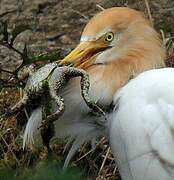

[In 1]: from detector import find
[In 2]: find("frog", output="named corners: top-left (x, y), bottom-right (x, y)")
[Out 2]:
top-left (3, 62), bottom-right (105, 129)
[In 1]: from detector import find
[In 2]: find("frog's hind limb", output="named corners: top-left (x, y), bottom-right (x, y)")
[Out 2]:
top-left (40, 91), bottom-right (65, 129)
top-left (40, 66), bottom-right (104, 128)
top-left (41, 67), bottom-right (66, 129)
top-left (61, 66), bottom-right (105, 116)
top-left (46, 66), bottom-right (105, 125)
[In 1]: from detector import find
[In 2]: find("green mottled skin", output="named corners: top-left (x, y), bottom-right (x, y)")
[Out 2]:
top-left (5, 62), bottom-right (105, 129)
top-left (25, 63), bottom-right (57, 96)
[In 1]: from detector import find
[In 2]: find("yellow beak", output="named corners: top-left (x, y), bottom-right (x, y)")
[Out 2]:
top-left (59, 41), bottom-right (109, 68)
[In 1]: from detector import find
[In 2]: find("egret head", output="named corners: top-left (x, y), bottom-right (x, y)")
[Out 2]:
top-left (60, 7), bottom-right (165, 69)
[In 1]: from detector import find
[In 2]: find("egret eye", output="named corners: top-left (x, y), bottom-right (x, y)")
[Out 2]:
top-left (104, 32), bottom-right (114, 42)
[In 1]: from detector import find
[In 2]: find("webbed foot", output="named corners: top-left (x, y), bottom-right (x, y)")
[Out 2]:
top-left (39, 115), bottom-right (56, 130)
top-left (39, 119), bottom-right (49, 130)
top-left (89, 102), bottom-right (106, 116)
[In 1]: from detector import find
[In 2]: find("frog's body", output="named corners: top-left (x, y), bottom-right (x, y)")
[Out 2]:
top-left (25, 63), bottom-right (57, 97)
top-left (5, 63), bottom-right (104, 130)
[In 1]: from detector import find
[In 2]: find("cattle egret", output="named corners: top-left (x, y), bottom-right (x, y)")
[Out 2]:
top-left (23, 7), bottom-right (167, 178)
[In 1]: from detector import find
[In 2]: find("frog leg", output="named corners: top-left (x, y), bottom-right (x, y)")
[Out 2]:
top-left (51, 67), bottom-right (105, 116)
top-left (2, 93), bottom-right (29, 117)
top-left (77, 69), bottom-right (106, 116)
top-left (40, 104), bottom-right (54, 151)
top-left (63, 67), bottom-right (106, 116)
top-left (40, 89), bottom-right (65, 129)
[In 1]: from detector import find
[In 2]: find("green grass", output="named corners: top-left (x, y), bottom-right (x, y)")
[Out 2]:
top-left (0, 160), bottom-right (85, 180)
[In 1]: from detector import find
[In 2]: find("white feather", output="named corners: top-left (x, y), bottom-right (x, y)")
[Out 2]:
top-left (109, 68), bottom-right (174, 180)
top-left (23, 106), bottom-right (42, 149)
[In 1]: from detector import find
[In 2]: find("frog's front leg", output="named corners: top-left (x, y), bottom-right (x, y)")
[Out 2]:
top-left (2, 94), bottom-right (29, 117)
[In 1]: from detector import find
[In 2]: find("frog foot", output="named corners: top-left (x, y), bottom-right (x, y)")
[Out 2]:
top-left (39, 115), bottom-right (55, 130)
top-left (39, 119), bottom-right (49, 130)
top-left (90, 103), bottom-right (105, 116)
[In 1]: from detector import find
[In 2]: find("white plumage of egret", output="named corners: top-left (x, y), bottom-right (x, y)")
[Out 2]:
top-left (110, 68), bottom-right (174, 180)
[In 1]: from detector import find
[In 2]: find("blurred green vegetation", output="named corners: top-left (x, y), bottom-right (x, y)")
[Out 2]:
top-left (157, 21), bottom-right (174, 33)
top-left (0, 160), bottom-right (85, 180)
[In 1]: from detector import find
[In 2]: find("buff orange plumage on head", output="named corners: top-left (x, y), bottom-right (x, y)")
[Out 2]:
top-left (61, 7), bottom-right (165, 68)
